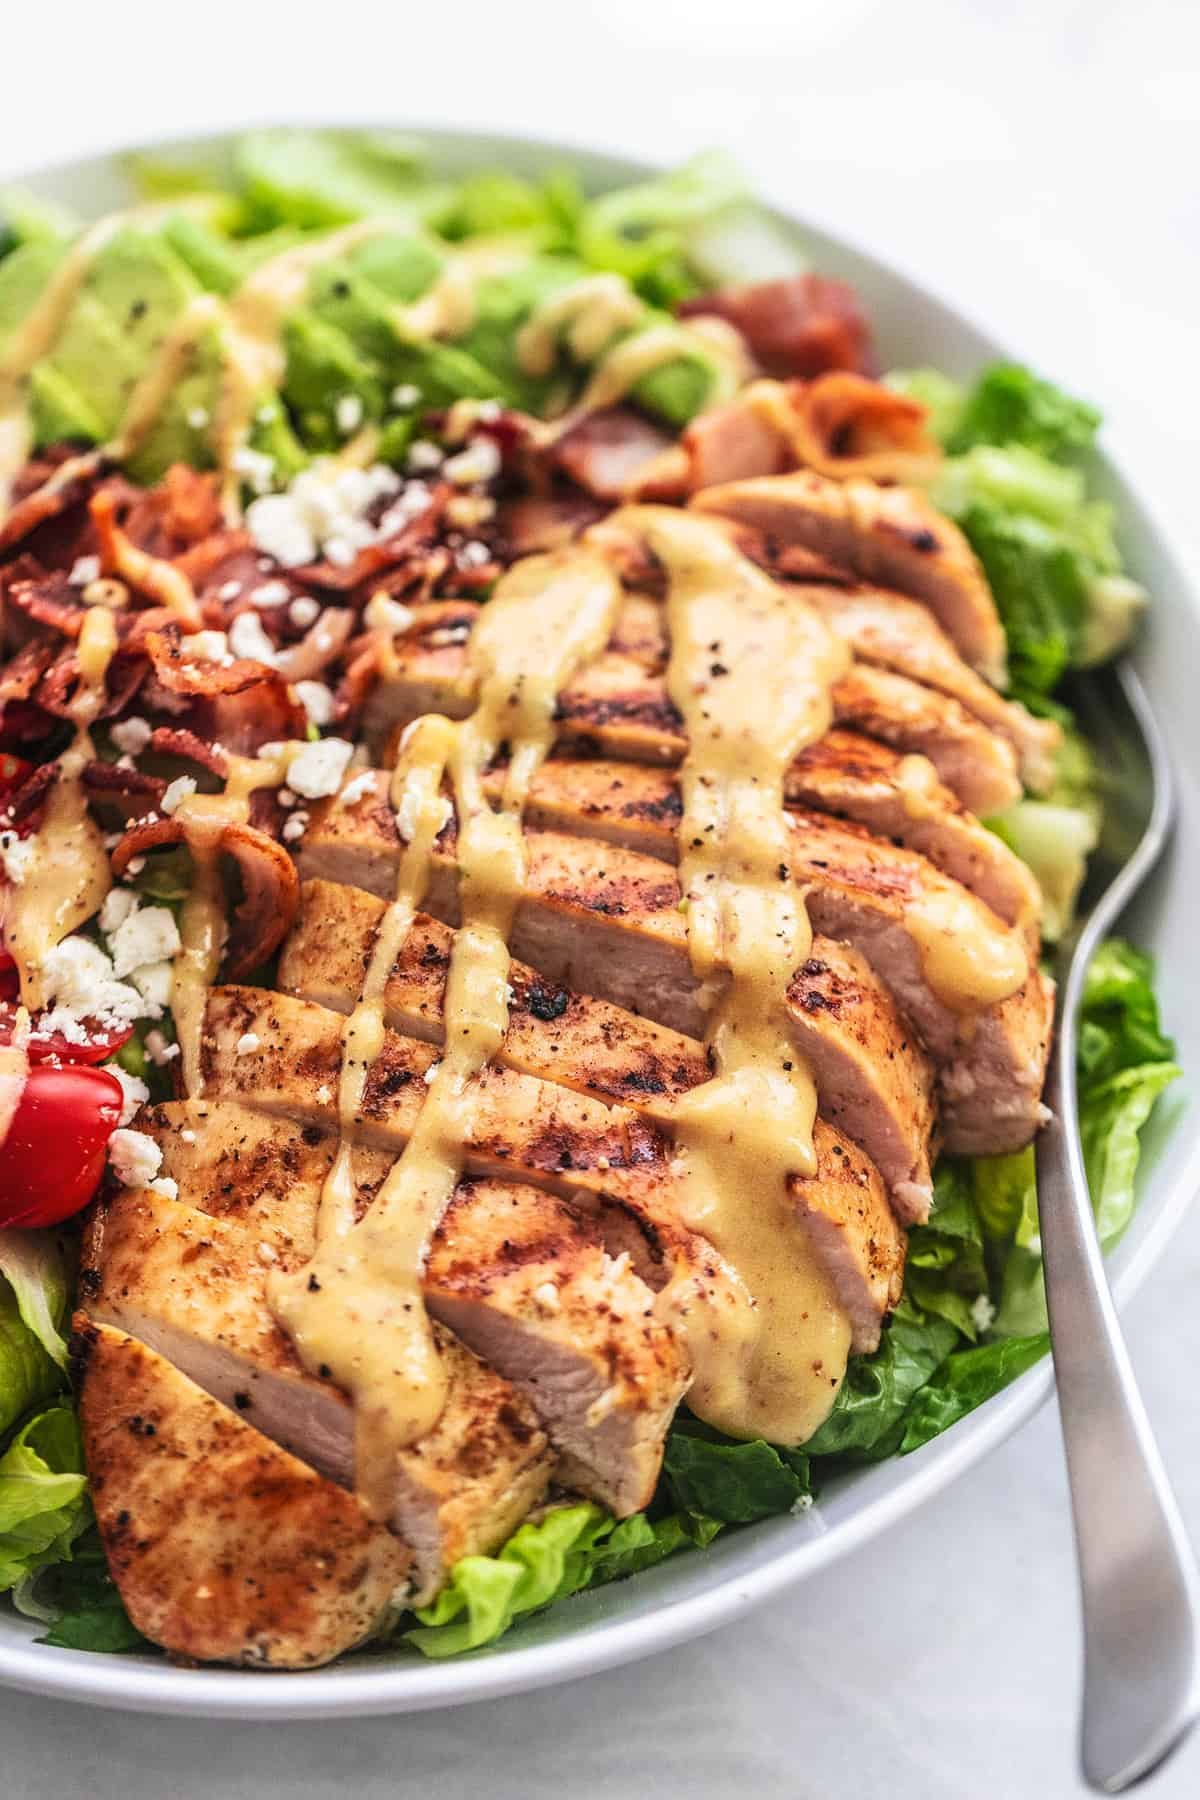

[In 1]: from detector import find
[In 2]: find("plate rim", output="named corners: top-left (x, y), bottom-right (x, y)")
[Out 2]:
top-left (1, 119), bottom-right (1196, 1720)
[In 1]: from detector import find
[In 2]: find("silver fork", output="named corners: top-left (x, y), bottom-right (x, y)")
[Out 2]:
top-left (1037, 660), bottom-right (1199, 1792)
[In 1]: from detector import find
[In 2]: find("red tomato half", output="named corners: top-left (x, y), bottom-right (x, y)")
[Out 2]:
top-left (0, 1003), bottom-right (134, 1065)
top-left (0, 1063), bottom-right (124, 1227)
top-left (0, 753), bottom-right (33, 796)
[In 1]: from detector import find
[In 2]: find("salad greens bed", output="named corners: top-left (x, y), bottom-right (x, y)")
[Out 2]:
top-left (0, 135), bottom-right (1180, 1663)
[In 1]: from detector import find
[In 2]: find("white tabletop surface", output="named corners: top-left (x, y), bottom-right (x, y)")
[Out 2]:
top-left (2, 2), bottom-right (1199, 1793)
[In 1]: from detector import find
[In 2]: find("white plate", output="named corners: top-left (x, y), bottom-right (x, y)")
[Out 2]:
top-left (1, 126), bottom-right (1197, 1720)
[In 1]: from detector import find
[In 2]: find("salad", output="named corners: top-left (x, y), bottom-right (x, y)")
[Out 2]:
top-left (0, 131), bottom-right (1178, 1666)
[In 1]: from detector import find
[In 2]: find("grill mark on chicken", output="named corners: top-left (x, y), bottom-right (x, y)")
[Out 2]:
top-left (362, 599), bottom-right (1022, 817)
top-left (280, 878), bottom-right (936, 1219)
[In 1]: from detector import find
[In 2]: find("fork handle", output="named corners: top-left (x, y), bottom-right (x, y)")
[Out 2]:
top-left (1037, 1042), bottom-right (1199, 1792)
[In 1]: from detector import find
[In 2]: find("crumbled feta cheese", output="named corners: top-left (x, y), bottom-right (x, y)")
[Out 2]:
top-left (394, 783), bottom-right (451, 846)
top-left (288, 595), bottom-right (320, 629)
top-left (145, 1029), bottom-right (180, 1067)
top-left (294, 680), bottom-right (336, 727)
top-left (148, 1176), bottom-right (179, 1201)
top-left (69, 554), bottom-right (101, 587)
top-left (228, 611), bottom-right (279, 666)
top-left (245, 463), bottom-right (401, 569)
top-left (107, 1128), bottom-right (163, 1189)
top-left (110, 905), bottom-right (181, 980)
top-left (971, 1293), bottom-right (997, 1334)
top-left (250, 579), bottom-right (291, 609)
top-left (256, 1240), bottom-right (278, 1266)
top-left (423, 1061), bottom-right (441, 1085)
top-left (532, 1281), bottom-right (560, 1315)
top-left (390, 383), bottom-right (420, 409)
top-left (187, 406), bottom-right (210, 431)
top-left (281, 812), bottom-right (310, 843)
top-left (0, 829), bottom-right (35, 885)
top-left (442, 437), bottom-right (502, 487)
top-left (315, 1085), bottom-right (333, 1105)
top-left (40, 936), bottom-right (143, 1032)
top-left (335, 393), bottom-right (364, 435)
top-left (235, 1032), bottom-right (260, 1056)
top-left (457, 539), bottom-right (491, 569)
top-left (180, 1128), bottom-right (197, 1145)
top-left (108, 1066), bottom-right (150, 1126)
top-left (183, 629), bottom-right (232, 665)
top-left (406, 439), bottom-right (444, 473)
top-left (790, 1494), bottom-right (814, 1515)
top-left (160, 775), bottom-right (198, 816)
top-left (130, 961), bottom-right (174, 1015)
top-left (444, 492), bottom-right (496, 531)
top-left (109, 715), bottom-right (153, 756)
top-left (338, 770), bottom-right (376, 808)
top-left (364, 592), bottom-right (414, 635)
top-left (287, 736), bottom-right (355, 799)
top-left (99, 885), bottom-right (138, 935)
top-left (217, 578), bottom-right (244, 603)
top-left (231, 445), bottom-right (277, 495)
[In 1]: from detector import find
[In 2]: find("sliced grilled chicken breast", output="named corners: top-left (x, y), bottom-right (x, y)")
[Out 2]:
top-left (803, 584), bottom-right (1060, 792)
top-left (298, 789), bottom-right (1047, 1156)
top-left (84, 1175), bottom-right (555, 1605)
top-left (281, 874), bottom-right (935, 1219)
top-left (73, 1318), bottom-right (412, 1668)
top-left (692, 471), bottom-right (1008, 686)
top-left (197, 985), bottom-right (906, 1327)
top-left (360, 601), bottom-right (1021, 814)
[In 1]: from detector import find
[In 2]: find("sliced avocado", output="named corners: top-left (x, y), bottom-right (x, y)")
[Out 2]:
top-left (27, 361), bottom-right (106, 445)
top-left (0, 239), bottom-right (68, 361)
top-left (282, 310), bottom-right (384, 450)
top-left (376, 413), bottom-right (417, 468)
top-left (77, 227), bottom-right (202, 366)
top-left (39, 293), bottom-right (143, 438)
top-left (247, 399), bottom-right (309, 484)
top-left (160, 213), bottom-right (242, 297)
top-left (307, 236), bottom-right (441, 370)
top-left (123, 323), bottom-right (227, 482)
top-left (0, 189), bottom-right (78, 252)
top-left (632, 352), bottom-right (716, 427)
top-left (454, 255), bottom-right (585, 413)
top-left (385, 337), bottom-right (511, 410)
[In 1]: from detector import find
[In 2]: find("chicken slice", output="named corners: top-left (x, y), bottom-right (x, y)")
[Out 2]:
top-left (480, 746), bottom-right (1037, 930)
top-left (803, 584), bottom-right (1060, 793)
top-left (360, 602), bottom-right (1021, 815)
top-left (73, 1318), bottom-right (411, 1668)
top-left (279, 874), bottom-right (935, 1220)
top-left (693, 470), bottom-right (1008, 686)
top-left (299, 795), bottom-right (1046, 1157)
top-left (199, 983), bottom-right (909, 1313)
top-left (82, 1176), bottom-right (554, 1605)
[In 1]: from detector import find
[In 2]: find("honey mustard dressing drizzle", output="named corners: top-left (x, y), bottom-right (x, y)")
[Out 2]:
top-left (605, 507), bottom-right (855, 1443)
top-left (171, 746), bottom-right (295, 1096)
top-left (5, 604), bottom-right (118, 1009)
top-left (267, 550), bottom-right (621, 1521)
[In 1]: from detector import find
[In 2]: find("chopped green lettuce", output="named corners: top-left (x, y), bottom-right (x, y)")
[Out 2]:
top-left (893, 363), bottom-right (1141, 688)
top-left (24, 1527), bottom-right (148, 1653)
top-left (663, 1418), bottom-right (811, 1520)
top-left (988, 718), bottom-right (1102, 942)
top-left (232, 130), bottom-right (438, 231)
top-left (0, 1406), bottom-right (89, 1593)
top-left (897, 1332), bottom-right (1050, 1451)
top-left (405, 1501), bottom-right (717, 1658)
top-left (0, 1230), bottom-right (69, 1371)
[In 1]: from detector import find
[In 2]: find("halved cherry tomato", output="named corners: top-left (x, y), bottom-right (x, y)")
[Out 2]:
top-left (0, 1002), bottom-right (134, 1065)
top-left (0, 955), bottom-right (17, 1004)
top-left (0, 1063), bottom-right (123, 1227)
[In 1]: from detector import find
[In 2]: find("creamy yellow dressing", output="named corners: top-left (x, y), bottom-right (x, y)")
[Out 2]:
top-left (5, 605), bottom-right (117, 1009)
top-left (578, 319), bottom-right (748, 415)
top-left (172, 747), bottom-right (294, 1095)
top-left (268, 549), bottom-right (620, 1519)
top-left (515, 274), bottom-right (645, 378)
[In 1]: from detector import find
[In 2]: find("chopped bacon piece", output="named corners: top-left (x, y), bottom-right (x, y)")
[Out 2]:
top-left (552, 408), bottom-right (680, 502)
top-left (0, 451), bottom-right (108, 555)
top-left (679, 275), bottom-right (877, 380)
top-left (295, 482), bottom-right (450, 591)
top-left (90, 491), bottom-right (203, 631)
top-left (80, 759), bottom-right (167, 821)
top-left (273, 607), bottom-right (355, 684)
top-left (35, 646), bottom-right (146, 722)
top-left (494, 494), bottom-right (607, 559)
top-left (148, 727), bottom-right (229, 779)
top-left (108, 815), bottom-right (299, 977)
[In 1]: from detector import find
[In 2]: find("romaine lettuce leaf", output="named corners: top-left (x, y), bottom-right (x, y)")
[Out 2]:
top-left (664, 1417), bottom-right (812, 1521)
top-left (26, 1527), bottom-right (148, 1653)
top-left (405, 1501), bottom-right (714, 1658)
top-left (0, 1281), bottom-right (60, 1441)
top-left (0, 1229), bottom-right (69, 1370)
top-left (0, 1406), bottom-right (89, 1591)
top-left (898, 1333), bottom-right (1050, 1453)
top-left (803, 1298), bottom-right (959, 1461)
top-left (946, 363), bottom-right (1101, 460)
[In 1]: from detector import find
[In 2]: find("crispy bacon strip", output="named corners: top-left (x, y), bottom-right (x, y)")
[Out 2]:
top-left (679, 275), bottom-right (877, 380)
top-left (273, 607), bottom-right (355, 684)
top-left (772, 374), bottom-right (941, 485)
top-left (81, 759), bottom-right (167, 820)
top-left (0, 451), bottom-right (108, 554)
top-left (148, 726), bottom-right (229, 779)
top-left (109, 815), bottom-right (299, 977)
top-left (295, 483), bottom-right (450, 591)
top-left (552, 408), bottom-right (681, 502)
top-left (90, 491), bottom-right (203, 631)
